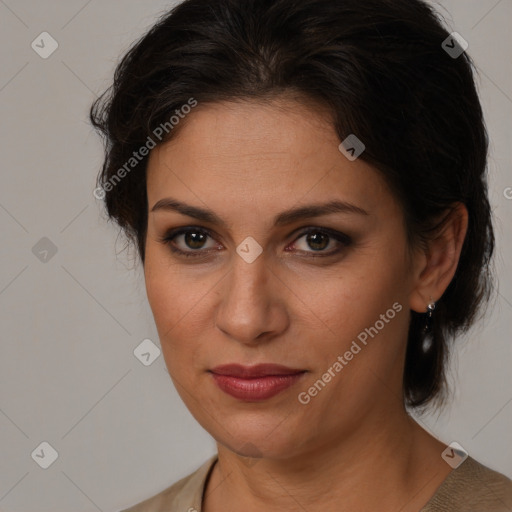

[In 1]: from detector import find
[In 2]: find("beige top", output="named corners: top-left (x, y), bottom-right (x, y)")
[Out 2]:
top-left (120, 454), bottom-right (512, 511)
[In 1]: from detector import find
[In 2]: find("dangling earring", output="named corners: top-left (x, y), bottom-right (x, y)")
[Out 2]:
top-left (423, 296), bottom-right (436, 334)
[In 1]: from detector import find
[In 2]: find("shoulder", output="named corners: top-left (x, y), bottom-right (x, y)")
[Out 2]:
top-left (422, 456), bottom-right (512, 512)
top-left (119, 454), bottom-right (218, 512)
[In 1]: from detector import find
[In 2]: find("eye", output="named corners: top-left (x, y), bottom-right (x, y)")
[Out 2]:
top-left (158, 227), bottom-right (220, 258)
top-left (288, 227), bottom-right (352, 257)
top-left (158, 226), bottom-right (352, 259)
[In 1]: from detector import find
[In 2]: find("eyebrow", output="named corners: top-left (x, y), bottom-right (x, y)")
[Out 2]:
top-left (151, 197), bottom-right (368, 227)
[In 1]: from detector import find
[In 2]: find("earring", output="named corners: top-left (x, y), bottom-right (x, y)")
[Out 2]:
top-left (423, 296), bottom-right (436, 334)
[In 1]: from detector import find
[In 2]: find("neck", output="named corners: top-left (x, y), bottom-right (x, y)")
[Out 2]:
top-left (203, 404), bottom-right (451, 512)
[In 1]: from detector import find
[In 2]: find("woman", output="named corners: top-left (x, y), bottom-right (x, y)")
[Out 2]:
top-left (90, 0), bottom-right (512, 510)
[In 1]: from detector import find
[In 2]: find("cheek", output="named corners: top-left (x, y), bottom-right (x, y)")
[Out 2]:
top-left (144, 246), bottom-right (197, 325)
top-left (298, 258), bottom-right (403, 334)
top-left (145, 271), bottom-right (193, 379)
top-left (303, 248), bottom-right (409, 371)
top-left (145, 256), bottom-right (176, 328)
top-left (300, 279), bottom-right (408, 412)
top-left (144, 250), bottom-right (215, 370)
top-left (144, 252), bottom-right (186, 352)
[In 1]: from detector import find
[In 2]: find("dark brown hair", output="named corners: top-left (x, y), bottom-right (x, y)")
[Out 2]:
top-left (90, 0), bottom-right (495, 410)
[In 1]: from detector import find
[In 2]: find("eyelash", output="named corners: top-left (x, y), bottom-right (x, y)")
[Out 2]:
top-left (158, 226), bottom-right (352, 259)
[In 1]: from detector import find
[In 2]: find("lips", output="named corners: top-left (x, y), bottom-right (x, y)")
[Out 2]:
top-left (210, 363), bottom-right (305, 378)
top-left (209, 364), bottom-right (306, 401)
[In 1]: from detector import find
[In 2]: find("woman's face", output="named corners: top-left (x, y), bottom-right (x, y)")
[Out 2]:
top-left (144, 99), bottom-right (423, 459)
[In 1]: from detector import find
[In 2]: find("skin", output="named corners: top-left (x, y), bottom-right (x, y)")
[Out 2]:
top-left (143, 97), bottom-right (468, 512)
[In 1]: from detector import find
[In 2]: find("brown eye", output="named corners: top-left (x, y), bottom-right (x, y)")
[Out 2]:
top-left (291, 228), bottom-right (352, 257)
top-left (304, 232), bottom-right (330, 251)
top-left (182, 231), bottom-right (208, 249)
top-left (159, 227), bottom-right (219, 258)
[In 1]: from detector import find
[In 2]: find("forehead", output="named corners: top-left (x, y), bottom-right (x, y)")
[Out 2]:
top-left (146, 99), bottom-right (396, 221)
top-left (148, 98), bottom-right (335, 168)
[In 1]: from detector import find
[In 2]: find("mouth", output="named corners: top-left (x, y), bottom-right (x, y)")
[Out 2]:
top-left (209, 363), bottom-right (307, 401)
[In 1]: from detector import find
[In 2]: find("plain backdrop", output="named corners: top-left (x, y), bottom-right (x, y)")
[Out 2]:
top-left (0, 1), bottom-right (511, 511)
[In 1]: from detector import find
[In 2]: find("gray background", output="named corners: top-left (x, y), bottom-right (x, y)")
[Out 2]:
top-left (0, 1), bottom-right (510, 511)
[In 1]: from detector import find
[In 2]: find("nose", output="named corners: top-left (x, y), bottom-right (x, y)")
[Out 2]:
top-left (214, 251), bottom-right (289, 345)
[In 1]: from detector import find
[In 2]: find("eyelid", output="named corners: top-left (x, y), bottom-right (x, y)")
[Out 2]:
top-left (292, 225), bottom-right (352, 245)
top-left (158, 226), bottom-right (221, 258)
top-left (159, 225), bottom-right (352, 258)
top-left (287, 226), bottom-right (352, 257)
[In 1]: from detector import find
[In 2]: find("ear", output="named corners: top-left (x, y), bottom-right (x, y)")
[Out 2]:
top-left (409, 202), bottom-right (469, 313)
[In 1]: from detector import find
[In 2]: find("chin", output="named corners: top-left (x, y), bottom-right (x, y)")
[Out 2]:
top-left (214, 419), bottom-right (306, 460)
